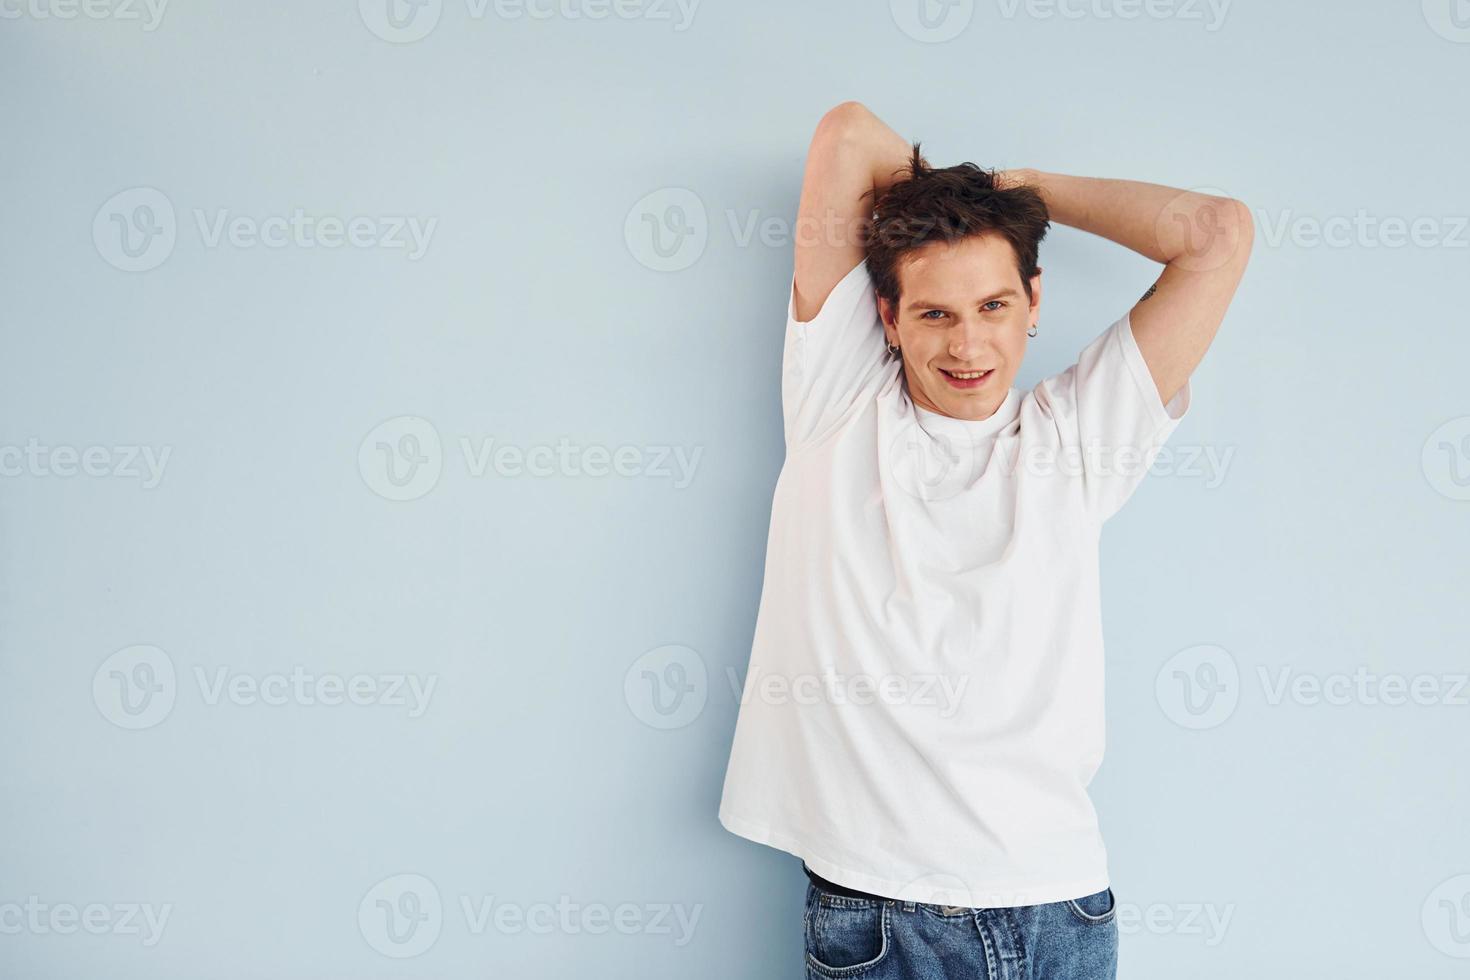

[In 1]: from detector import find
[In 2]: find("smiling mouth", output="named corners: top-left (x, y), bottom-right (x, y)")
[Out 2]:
top-left (939, 367), bottom-right (994, 388)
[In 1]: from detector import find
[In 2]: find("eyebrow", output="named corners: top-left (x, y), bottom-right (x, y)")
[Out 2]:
top-left (903, 288), bottom-right (1022, 311)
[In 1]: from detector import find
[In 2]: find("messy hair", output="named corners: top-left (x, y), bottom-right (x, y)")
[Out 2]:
top-left (863, 142), bottom-right (1050, 309)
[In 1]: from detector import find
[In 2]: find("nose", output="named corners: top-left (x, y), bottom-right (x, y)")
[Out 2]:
top-left (947, 315), bottom-right (991, 361)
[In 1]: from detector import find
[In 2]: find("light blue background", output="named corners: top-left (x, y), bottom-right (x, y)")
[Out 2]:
top-left (3, 1), bottom-right (1468, 977)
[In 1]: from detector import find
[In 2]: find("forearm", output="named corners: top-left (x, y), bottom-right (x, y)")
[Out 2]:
top-left (1000, 168), bottom-right (1249, 267)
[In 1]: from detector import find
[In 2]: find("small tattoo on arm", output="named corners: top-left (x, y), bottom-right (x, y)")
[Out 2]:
top-left (1139, 282), bottom-right (1158, 303)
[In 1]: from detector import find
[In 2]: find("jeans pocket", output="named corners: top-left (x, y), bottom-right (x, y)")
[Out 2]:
top-left (1065, 886), bottom-right (1117, 925)
top-left (805, 894), bottom-right (890, 977)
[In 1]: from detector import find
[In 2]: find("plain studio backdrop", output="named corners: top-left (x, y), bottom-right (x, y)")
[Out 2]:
top-left (2, 1), bottom-right (1467, 977)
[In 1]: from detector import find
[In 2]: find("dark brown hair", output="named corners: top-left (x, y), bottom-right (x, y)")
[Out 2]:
top-left (864, 142), bottom-right (1050, 310)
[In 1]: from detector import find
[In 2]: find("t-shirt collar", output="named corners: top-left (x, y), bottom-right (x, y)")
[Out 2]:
top-left (911, 387), bottom-right (1021, 441)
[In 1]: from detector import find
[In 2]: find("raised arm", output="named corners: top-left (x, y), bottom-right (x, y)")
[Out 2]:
top-left (998, 170), bottom-right (1253, 406)
top-left (792, 102), bottom-right (916, 323)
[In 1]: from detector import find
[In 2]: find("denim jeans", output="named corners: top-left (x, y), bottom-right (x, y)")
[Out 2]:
top-left (802, 876), bottom-right (1118, 980)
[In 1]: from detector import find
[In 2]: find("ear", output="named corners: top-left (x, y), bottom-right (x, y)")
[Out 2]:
top-left (877, 290), bottom-right (900, 346)
top-left (1027, 267), bottom-right (1043, 320)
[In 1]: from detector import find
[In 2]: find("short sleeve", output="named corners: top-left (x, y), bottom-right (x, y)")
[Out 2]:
top-left (1032, 311), bottom-right (1191, 523)
top-left (781, 260), bottom-right (894, 449)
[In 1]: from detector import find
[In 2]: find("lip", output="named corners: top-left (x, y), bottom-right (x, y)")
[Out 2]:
top-left (939, 367), bottom-right (993, 390)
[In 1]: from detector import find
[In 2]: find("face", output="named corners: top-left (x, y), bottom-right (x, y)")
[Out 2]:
top-left (878, 233), bottom-right (1041, 422)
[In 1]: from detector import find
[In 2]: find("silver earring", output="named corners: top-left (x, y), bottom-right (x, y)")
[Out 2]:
top-left (1027, 323), bottom-right (1038, 337)
top-left (886, 341), bottom-right (901, 355)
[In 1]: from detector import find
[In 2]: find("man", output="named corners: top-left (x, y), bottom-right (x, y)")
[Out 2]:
top-left (718, 101), bottom-right (1251, 979)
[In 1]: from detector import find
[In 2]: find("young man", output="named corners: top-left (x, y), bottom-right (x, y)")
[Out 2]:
top-left (718, 101), bottom-right (1251, 979)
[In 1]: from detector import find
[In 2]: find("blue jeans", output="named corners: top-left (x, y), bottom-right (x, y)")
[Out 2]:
top-left (802, 877), bottom-right (1118, 979)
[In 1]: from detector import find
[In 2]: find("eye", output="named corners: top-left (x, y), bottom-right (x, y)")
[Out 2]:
top-left (981, 300), bottom-right (1005, 312)
top-left (920, 310), bottom-right (946, 320)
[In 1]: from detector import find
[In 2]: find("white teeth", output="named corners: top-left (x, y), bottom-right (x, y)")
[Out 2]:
top-left (946, 370), bottom-right (989, 380)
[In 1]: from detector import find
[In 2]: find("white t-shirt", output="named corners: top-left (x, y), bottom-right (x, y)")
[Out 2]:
top-left (717, 258), bottom-right (1191, 908)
